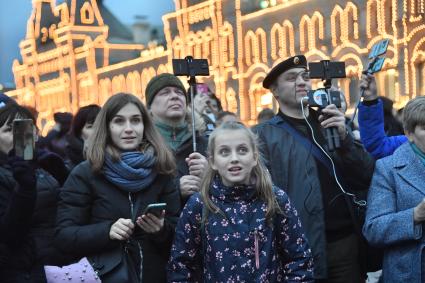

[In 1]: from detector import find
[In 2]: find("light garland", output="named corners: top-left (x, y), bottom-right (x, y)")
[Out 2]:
top-left (7, 0), bottom-right (425, 127)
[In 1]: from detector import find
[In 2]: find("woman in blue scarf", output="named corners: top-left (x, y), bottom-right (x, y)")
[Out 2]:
top-left (363, 96), bottom-right (425, 282)
top-left (55, 93), bottom-right (179, 283)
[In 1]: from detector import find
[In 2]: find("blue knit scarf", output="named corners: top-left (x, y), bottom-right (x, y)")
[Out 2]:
top-left (103, 151), bottom-right (157, 193)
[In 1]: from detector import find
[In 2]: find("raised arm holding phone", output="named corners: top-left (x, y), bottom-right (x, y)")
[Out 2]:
top-left (0, 102), bottom-right (71, 282)
top-left (358, 73), bottom-right (408, 159)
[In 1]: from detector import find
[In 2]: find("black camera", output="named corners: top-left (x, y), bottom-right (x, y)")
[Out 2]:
top-left (307, 89), bottom-right (341, 108)
top-left (172, 58), bottom-right (209, 77)
top-left (306, 60), bottom-right (346, 109)
top-left (306, 60), bottom-right (346, 151)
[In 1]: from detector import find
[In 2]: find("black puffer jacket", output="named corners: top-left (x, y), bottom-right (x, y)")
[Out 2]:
top-left (55, 161), bottom-right (181, 283)
top-left (0, 154), bottom-right (66, 282)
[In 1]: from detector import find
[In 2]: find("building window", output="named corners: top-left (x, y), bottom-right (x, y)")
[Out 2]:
top-left (417, 62), bottom-right (425, 96)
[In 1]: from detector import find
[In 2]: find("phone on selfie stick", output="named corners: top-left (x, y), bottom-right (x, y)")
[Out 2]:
top-left (13, 119), bottom-right (35, 160)
top-left (172, 56), bottom-right (210, 152)
top-left (142, 203), bottom-right (167, 217)
top-left (350, 39), bottom-right (390, 123)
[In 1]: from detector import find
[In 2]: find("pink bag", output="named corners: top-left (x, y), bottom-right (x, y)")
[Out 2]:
top-left (44, 257), bottom-right (101, 283)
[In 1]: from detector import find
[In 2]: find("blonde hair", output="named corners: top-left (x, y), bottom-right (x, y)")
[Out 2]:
top-left (200, 122), bottom-right (281, 225)
top-left (86, 93), bottom-right (176, 174)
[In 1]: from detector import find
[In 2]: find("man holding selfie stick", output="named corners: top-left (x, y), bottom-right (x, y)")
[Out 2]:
top-left (146, 72), bottom-right (208, 205)
top-left (254, 55), bottom-right (375, 282)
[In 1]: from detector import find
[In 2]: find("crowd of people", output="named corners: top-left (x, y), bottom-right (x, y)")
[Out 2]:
top-left (0, 53), bottom-right (423, 283)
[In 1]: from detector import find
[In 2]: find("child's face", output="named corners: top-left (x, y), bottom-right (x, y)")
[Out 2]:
top-left (211, 129), bottom-right (257, 187)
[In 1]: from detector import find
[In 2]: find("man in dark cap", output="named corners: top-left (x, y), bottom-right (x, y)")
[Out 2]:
top-left (145, 73), bottom-right (208, 205)
top-left (254, 56), bottom-right (375, 282)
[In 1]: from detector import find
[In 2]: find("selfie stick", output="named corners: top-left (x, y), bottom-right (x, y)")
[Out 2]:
top-left (185, 56), bottom-right (197, 152)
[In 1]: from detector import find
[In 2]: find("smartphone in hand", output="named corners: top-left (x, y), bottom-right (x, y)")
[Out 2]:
top-left (142, 203), bottom-right (166, 218)
top-left (13, 119), bottom-right (35, 160)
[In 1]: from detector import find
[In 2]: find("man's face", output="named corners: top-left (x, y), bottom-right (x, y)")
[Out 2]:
top-left (150, 86), bottom-right (187, 124)
top-left (270, 67), bottom-right (312, 110)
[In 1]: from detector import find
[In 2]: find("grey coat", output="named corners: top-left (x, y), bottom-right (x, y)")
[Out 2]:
top-left (363, 142), bottom-right (425, 282)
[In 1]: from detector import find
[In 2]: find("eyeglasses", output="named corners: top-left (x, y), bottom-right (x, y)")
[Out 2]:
top-left (283, 71), bottom-right (310, 82)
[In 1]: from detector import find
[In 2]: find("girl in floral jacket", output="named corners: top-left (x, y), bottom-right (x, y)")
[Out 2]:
top-left (168, 122), bottom-right (314, 282)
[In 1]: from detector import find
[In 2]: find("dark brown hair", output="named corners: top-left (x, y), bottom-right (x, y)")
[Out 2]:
top-left (86, 93), bottom-right (176, 174)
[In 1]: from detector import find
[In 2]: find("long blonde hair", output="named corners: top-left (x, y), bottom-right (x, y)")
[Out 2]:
top-left (200, 122), bottom-right (281, 224)
top-left (86, 93), bottom-right (176, 174)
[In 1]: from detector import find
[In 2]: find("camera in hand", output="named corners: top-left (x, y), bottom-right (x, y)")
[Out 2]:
top-left (307, 89), bottom-right (342, 108)
top-left (306, 60), bottom-right (346, 151)
top-left (306, 60), bottom-right (345, 109)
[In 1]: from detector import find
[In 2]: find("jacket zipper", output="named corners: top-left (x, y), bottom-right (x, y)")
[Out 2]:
top-left (254, 229), bottom-right (260, 269)
top-left (128, 193), bottom-right (143, 282)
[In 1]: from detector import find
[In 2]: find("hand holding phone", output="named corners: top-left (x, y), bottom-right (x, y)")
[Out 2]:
top-left (142, 203), bottom-right (166, 217)
top-left (13, 119), bottom-right (35, 160)
top-left (137, 203), bottom-right (166, 233)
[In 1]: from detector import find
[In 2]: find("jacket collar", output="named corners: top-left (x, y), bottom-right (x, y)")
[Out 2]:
top-left (211, 175), bottom-right (257, 203)
top-left (392, 142), bottom-right (425, 195)
top-left (0, 151), bottom-right (8, 166)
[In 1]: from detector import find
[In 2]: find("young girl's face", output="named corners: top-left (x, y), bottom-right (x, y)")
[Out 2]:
top-left (211, 129), bottom-right (257, 186)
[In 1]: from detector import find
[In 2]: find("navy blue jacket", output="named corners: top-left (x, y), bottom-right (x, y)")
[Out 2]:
top-left (358, 99), bottom-right (407, 159)
top-left (168, 178), bottom-right (314, 282)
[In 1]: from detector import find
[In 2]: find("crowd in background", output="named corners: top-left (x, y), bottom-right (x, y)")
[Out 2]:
top-left (0, 53), bottom-right (424, 283)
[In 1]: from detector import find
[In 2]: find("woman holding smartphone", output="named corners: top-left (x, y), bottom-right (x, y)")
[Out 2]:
top-left (0, 102), bottom-right (70, 282)
top-left (55, 93), bottom-right (180, 283)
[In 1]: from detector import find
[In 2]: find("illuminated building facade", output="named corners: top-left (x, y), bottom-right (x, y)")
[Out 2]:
top-left (8, 0), bottom-right (425, 129)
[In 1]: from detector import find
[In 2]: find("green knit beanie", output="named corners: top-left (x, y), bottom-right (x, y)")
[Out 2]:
top-left (145, 73), bottom-right (187, 107)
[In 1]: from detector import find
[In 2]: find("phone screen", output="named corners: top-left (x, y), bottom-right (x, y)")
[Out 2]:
top-left (143, 203), bottom-right (166, 217)
top-left (13, 119), bottom-right (35, 160)
top-left (196, 84), bottom-right (209, 95)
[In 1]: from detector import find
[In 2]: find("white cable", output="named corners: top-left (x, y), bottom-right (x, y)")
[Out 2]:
top-left (300, 97), bottom-right (367, 207)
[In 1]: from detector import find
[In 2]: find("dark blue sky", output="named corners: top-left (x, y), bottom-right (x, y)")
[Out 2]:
top-left (0, 0), bottom-right (174, 85)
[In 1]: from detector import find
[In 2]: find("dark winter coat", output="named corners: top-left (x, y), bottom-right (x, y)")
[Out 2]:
top-left (173, 134), bottom-right (208, 205)
top-left (168, 178), bottom-right (314, 282)
top-left (0, 154), bottom-right (65, 283)
top-left (55, 161), bottom-right (180, 283)
top-left (253, 115), bottom-right (375, 279)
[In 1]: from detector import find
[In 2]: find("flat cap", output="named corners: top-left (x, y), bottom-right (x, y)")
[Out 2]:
top-left (263, 55), bottom-right (307, 89)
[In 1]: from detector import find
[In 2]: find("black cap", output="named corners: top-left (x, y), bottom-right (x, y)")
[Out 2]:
top-left (263, 55), bottom-right (307, 89)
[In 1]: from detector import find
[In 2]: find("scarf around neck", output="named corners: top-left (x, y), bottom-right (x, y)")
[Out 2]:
top-left (410, 143), bottom-right (425, 166)
top-left (103, 151), bottom-right (157, 193)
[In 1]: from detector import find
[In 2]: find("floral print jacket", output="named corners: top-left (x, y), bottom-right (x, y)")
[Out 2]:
top-left (168, 178), bottom-right (314, 282)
